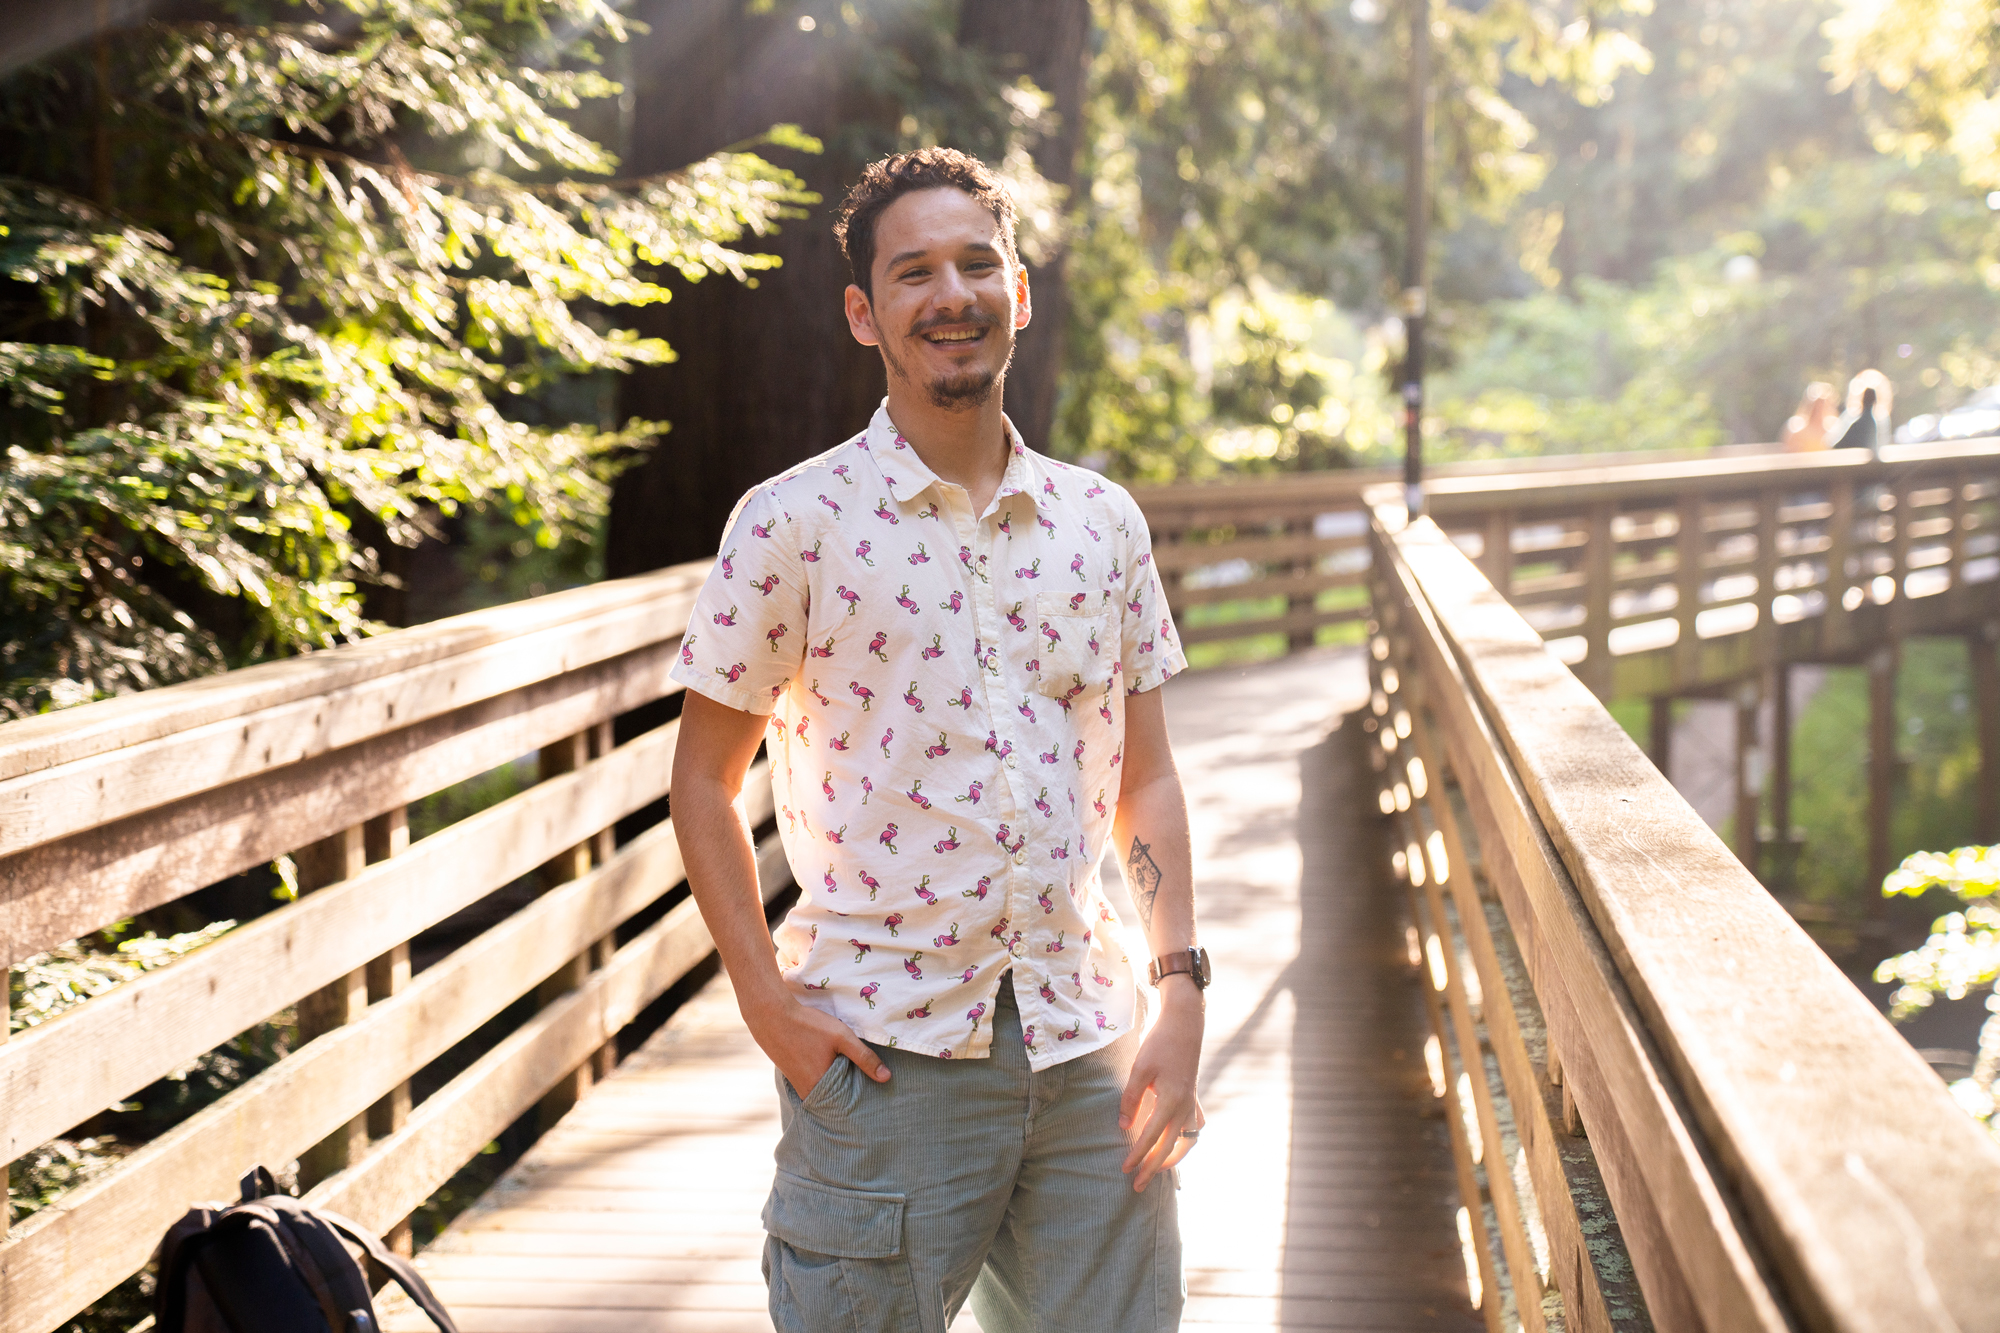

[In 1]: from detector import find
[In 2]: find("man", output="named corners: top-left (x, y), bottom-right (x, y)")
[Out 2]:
top-left (670, 147), bottom-right (1205, 1333)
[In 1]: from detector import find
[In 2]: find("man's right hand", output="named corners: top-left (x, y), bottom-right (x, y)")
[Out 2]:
top-left (743, 990), bottom-right (894, 1098)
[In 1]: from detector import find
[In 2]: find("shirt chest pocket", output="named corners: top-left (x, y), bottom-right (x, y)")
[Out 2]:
top-left (1032, 591), bottom-right (1113, 700)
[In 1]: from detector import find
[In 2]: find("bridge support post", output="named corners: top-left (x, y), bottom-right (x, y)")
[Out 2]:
top-left (364, 805), bottom-right (415, 1255)
top-left (1867, 645), bottom-right (1899, 916)
top-left (537, 724), bottom-right (619, 1131)
top-left (1648, 696), bottom-right (1673, 775)
top-left (1768, 665), bottom-right (1797, 894)
top-left (1733, 681), bottom-right (1762, 871)
top-left (1974, 624), bottom-right (2000, 843)
top-left (297, 824), bottom-right (370, 1190)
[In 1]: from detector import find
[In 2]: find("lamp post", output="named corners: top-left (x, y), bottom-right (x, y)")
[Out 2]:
top-left (1401, 0), bottom-right (1430, 519)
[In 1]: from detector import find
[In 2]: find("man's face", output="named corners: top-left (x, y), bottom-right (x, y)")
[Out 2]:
top-left (845, 187), bottom-right (1030, 411)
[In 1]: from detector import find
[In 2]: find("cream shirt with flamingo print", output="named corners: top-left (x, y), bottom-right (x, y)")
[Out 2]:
top-left (671, 402), bottom-right (1186, 1067)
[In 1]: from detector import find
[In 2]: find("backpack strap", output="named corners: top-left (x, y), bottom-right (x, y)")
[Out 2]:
top-left (313, 1209), bottom-right (461, 1333)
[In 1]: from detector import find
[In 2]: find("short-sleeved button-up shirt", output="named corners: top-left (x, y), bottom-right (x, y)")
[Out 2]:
top-left (670, 402), bottom-right (1187, 1067)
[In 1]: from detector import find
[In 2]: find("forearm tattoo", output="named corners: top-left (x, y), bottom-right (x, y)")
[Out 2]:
top-left (1127, 836), bottom-right (1164, 930)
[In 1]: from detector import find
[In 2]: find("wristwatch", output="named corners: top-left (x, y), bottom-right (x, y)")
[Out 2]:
top-left (1147, 947), bottom-right (1211, 990)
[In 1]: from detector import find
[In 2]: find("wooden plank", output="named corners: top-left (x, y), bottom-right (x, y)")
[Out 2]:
top-left (1172, 568), bottom-right (1366, 609)
top-left (0, 785), bottom-right (752, 1333)
top-left (305, 833), bottom-right (795, 1240)
top-left (1583, 505), bottom-right (1614, 698)
top-left (1388, 515), bottom-right (2000, 1333)
top-left (0, 728), bottom-right (733, 1166)
top-left (1, 638), bottom-right (682, 966)
top-left (1178, 605), bottom-right (1367, 647)
top-left (297, 824), bottom-right (372, 1190)
top-left (0, 567), bottom-right (705, 848)
top-left (1152, 532), bottom-right (1365, 574)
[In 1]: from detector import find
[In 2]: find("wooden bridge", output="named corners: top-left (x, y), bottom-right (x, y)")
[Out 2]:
top-left (6, 441), bottom-right (2000, 1333)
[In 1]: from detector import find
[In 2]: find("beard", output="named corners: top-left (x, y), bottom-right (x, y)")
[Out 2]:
top-left (879, 312), bottom-right (1016, 410)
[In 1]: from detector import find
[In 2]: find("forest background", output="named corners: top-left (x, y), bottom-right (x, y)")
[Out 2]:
top-left (6, 3), bottom-right (2000, 932)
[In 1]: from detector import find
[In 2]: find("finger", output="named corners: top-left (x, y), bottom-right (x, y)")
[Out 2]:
top-left (1120, 1085), bottom-right (1159, 1172)
top-left (1117, 1063), bottom-right (1151, 1131)
top-left (840, 1031), bottom-right (892, 1082)
top-left (1123, 1091), bottom-right (1178, 1178)
top-left (1133, 1108), bottom-right (1190, 1190)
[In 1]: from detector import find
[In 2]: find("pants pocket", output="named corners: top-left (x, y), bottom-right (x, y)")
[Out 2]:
top-left (764, 1170), bottom-right (918, 1333)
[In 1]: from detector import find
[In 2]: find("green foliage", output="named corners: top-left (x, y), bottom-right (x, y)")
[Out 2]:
top-left (1827, 0), bottom-right (2000, 191)
top-left (0, 0), bottom-right (813, 717)
top-left (1875, 845), bottom-right (2000, 1138)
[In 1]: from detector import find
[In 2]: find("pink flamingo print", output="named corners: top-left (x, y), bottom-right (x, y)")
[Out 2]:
top-left (1039, 622), bottom-right (1062, 650)
top-left (1084, 520), bottom-right (1101, 542)
top-left (1037, 514), bottom-right (1058, 537)
top-left (850, 681), bottom-right (876, 710)
top-left (908, 543), bottom-right (931, 565)
top-left (1070, 554), bottom-right (1086, 581)
top-left (720, 549), bottom-right (737, 579)
top-left (1111, 742), bottom-right (1123, 767)
top-left (922, 634), bottom-right (944, 660)
top-left (1049, 842), bottom-right (1070, 861)
top-left (941, 590), bottom-right (964, 614)
top-left (803, 977), bottom-right (831, 992)
top-left (867, 630), bottom-right (889, 660)
top-left (833, 463), bottom-right (852, 484)
top-left (966, 1001), bottom-right (988, 1032)
top-left (904, 952), bottom-right (925, 980)
top-left (1005, 603), bottom-right (1028, 632)
top-left (1056, 1023), bottom-right (1081, 1041)
top-left (1093, 789), bottom-right (1107, 817)
top-left (715, 662), bottom-right (747, 684)
top-left (801, 540), bottom-right (822, 563)
top-left (766, 623), bottom-right (788, 652)
top-left (998, 515), bottom-right (1012, 536)
top-left (1085, 481), bottom-right (1105, 498)
top-left (878, 823), bottom-right (899, 854)
top-left (811, 635), bottom-right (835, 658)
top-left (1037, 888), bottom-right (1055, 914)
top-left (1073, 739), bottom-right (1087, 767)
top-left (895, 585), bottom-right (921, 614)
top-left (1040, 744), bottom-right (1060, 764)
top-left (1018, 698), bottom-right (1038, 724)
top-left (956, 781), bottom-right (983, 805)
top-left (822, 771), bottom-right (836, 802)
top-left (1138, 634), bottom-right (1155, 654)
top-left (884, 912), bottom-right (903, 936)
top-left (964, 875), bottom-right (992, 901)
top-left (1069, 591), bottom-right (1088, 610)
top-left (1033, 788), bottom-right (1053, 818)
top-left (1046, 931), bottom-right (1067, 954)
top-left (1023, 1025), bottom-right (1038, 1051)
top-left (823, 866), bottom-right (838, 893)
top-left (992, 918), bottom-right (1013, 944)
top-left (907, 1000), bottom-right (933, 1020)
top-left (1073, 966), bottom-right (1087, 994)
top-left (855, 540), bottom-right (874, 566)
top-left (680, 636), bottom-right (696, 666)
top-left (904, 682), bottom-right (926, 713)
top-left (713, 605), bottom-right (739, 627)
top-left (874, 498), bottom-right (898, 523)
top-left (859, 870), bottom-right (881, 899)
top-left (859, 982), bottom-right (879, 1008)
top-left (932, 827), bottom-right (961, 854)
top-left (825, 825), bottom-right (847, 845)
top-left (807, 680), bottom-right (832, 706)
top-left (1127, 596), bottom-right (1144, 616)
top-left (1015, 558), bottom-right (1041, 580)
top-left (994, 822), bottom-right (1014, 847)
top-left (918, 502), bottom-right (940, 520)
top-left (859, 774), bottom-right (872, 803)
top-left (830, 731), bottom-right (851, 752)
top-left (1092, 966), bottom-right (1114, 988)
top-left (750, 520), bottom-right (774, 539)
top-left (1095, 1011), bottom-right (1117, 1032)
top-left (794, 715), bottom-right (810, 745)
top-left (933, 922), bottom-right (961, 948)
top-left (818, 494), bottom-right (842, 517)
top-left (1099, 699), bottom-right (1114, 725)
top-left (837, 585), bottom-right (861, 615)
top-left (946, 686), bottom-right (973, 710)
top-left (1043, 478), bottom-right (1060, 500)
top-left (905, 780), bottom-right (931, 810)
top-left (959, 965), bottom-right (978, 983)
top-left (914, 876), bottom-right (938, 906)
top-left (880, 727), bottom-right (894, 758)
top-left (849, 939), bottom-right (871, 962)
top-left (1038, 980), bottom-right (1058, 1004)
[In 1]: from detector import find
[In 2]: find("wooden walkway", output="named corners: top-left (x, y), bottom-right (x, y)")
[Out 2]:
top-left (381, 649), bottom-right (1478, 1332)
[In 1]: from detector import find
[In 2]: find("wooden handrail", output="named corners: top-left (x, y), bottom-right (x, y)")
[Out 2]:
top-left (0, 558), bottom-right (772, 1333)
top-left (1370, 507), bottom-right (2000, 1332)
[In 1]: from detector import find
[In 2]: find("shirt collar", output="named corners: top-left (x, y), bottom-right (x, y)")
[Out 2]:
top-left (863, 399), bottom-right (1044, 512)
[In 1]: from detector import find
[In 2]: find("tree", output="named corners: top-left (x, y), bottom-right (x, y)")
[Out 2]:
top-left (1828, 0), bottom-right (2000, 190)
top-left (0, 0), bottom-right (810, 717)
top-left (605, 0), bottom-right (1079, 577)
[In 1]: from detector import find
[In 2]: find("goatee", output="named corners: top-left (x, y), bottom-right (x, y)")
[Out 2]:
top-left (877, 318), bottom-right (1016, 411)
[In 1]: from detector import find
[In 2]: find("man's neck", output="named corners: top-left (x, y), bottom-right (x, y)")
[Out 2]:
top-left (885, 382), bottom-right (1013, 515)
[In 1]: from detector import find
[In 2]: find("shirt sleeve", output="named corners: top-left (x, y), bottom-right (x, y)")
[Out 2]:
top-left (1112, 485), bottom-right (1187, 695)
top-left (668, 487), bottom-right (809, 715)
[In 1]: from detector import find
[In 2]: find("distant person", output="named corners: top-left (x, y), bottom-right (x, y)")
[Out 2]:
top-left (669, 148), bottom-right (1202, 1333)
top-left (1832, 370), bottom-right (1894, 452)
top-left (1781, 382), bottom-right (1838, 451)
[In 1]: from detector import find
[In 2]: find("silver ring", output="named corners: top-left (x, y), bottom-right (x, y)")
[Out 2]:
top-left (1178, 1129), bottom-right (1200, 1141)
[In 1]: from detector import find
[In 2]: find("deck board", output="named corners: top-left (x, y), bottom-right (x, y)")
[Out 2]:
top-left (382, 648), bottom-right (1480, 1332)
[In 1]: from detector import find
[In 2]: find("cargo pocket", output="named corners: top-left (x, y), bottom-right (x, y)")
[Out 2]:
top-left (763, 1171), bottom-right (918, 1333)
top-left (1033, 592), bottom-right (1112, 701)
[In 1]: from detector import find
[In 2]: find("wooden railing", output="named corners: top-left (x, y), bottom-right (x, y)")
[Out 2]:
top-left (0, 561), bottom-right (790, 1333)
top-left (1369, 504), bottom-right (2000, 1332)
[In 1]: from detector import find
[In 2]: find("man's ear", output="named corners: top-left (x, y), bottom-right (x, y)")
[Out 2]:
top-left (1013, 264), bottom-right (1033, 330)
top-left (845, 283), bottom-right (880, 347)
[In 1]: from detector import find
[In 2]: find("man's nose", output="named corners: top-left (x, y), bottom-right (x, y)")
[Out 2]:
top-left (932, 262), bottom-right (975, 312)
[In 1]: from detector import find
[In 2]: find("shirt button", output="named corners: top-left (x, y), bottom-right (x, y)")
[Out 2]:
top-left (1012, 850), bottom-right (1027, 866)
top-left (1005, 754), bottom-right (1018, 769)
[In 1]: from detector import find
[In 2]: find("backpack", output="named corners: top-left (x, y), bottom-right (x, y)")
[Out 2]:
top-left (154, 1166), bottom-right (459, 1333)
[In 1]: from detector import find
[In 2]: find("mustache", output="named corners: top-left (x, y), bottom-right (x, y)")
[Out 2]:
top-left (908, 309), bottom-right (1000, 338)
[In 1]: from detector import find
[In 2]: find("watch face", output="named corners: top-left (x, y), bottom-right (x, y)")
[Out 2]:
top-left (1192, 947), bottom-right (1212, 988)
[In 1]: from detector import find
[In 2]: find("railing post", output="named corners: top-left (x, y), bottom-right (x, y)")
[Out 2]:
top-left (1888, 478), bottom-right (1912, 632)
top-left (363, 805), bottom-right (414, 1254)
top-left (1824, 479), bottom-right (1854, 653)
top-left (1754, 488), bottom-right (1780, 670)
top-left (1768, 664), bottom-right (1796, 894)
top-left (1482, 509), bottom-right (1514, 598)
top-left (297, 824), bottom-right (369, 1190)
top-left (1286, 514), bottom-right (1315, 654)
top-left (1867, 644), bottom-right (1899, 921)
top-left (1948, 472), bottom-right (1969, 623)
top-left (1974, 622), bottom-right (2000, 843)
top-left (1674, 495), bottom-right (1702, 689)
top-left (1584, 503), bottom-right (1614, 698)
top-left (535, 723), bottom-right (618, 1130)
top-left (1733, 680), bottom-right (1762, 871)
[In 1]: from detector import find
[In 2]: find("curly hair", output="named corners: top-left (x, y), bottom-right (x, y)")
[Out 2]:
top-left (833, 147), bottom-right (1018, 299)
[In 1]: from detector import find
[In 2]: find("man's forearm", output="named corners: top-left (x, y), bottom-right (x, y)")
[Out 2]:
top-left (675, 773), bottom-right (790, 1012)
top-left (1113, 770), bottom-right (1196, 958)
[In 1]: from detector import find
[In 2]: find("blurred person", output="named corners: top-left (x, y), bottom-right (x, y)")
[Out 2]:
top-left (1832, 369), bottom-right (1894, 452)
top-left (1781, 381), bottom-right (1838, 451)
top-left (669, 147), bottom-right (1203, 1333)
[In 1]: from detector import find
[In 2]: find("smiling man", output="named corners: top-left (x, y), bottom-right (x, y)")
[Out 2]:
top-left (669, 148), bottom-right (1204, 1333)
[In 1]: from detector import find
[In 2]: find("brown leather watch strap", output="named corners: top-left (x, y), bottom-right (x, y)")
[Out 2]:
top-left (1148, 947), bottom-right (1210, 988)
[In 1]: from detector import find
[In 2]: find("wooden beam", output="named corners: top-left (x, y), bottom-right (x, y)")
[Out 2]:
top-left (362, 805), bottom-right (413, 1255)
top-left (1975, 625), bottom-right (2000, 843)
top-left (297, 824), bottom-right (370, 1190)
top-left (1733, 681), bottom-right (1761, 873)
top-left (1673, 495), bottom-right (1702, 691)
top-left (1867, 644), bottom-right (1898, 914)
top-left (1583, 504), bottom-right (1615, 700)
top-left (1648, 697), bottom-right (1672, 777)
top-left (1768, 666), bottom-right (1795, 895)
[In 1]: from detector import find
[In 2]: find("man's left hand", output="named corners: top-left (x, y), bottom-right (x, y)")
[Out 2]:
top-left (1118, 976), bottom-right (1205, 1190)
